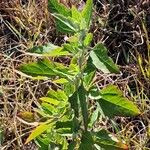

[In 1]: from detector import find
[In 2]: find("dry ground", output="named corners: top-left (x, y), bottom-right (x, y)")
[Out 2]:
top-left (0, 0), bottom-right (150, 149)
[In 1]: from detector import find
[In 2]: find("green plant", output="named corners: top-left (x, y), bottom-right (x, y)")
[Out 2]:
top-left (19, 0), bottom-right (141, 149)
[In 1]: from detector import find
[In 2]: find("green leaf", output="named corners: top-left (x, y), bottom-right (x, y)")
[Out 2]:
top-left (53, 78), bottom-right (68, 84)
top-left (88, 107), bottom-right (99, 128)
top-left (20, 59), bottom-right (74, 79)
top-left (88, 86), bottom-right (102, 100)
top-left (93, 130), bottom-right (129, 150)
top-left (47, 89), bottom-right (68, 102)
top-left (81, 0), bottom-right (93, 28)
top-left (71, 6), bottom-right (82, 23)
top-left (79, 131), bottom-right (94, 150)
top-left (84, 71), bottom-right (95, 90)
top-left (30, 43), bottom-right (69, 56)
top-left (63, 43), bottom-right (78, 54)
top-left (19, 59), bottom-right (56, 77)
top-left (83, 60), bottom-right (96, 90)
top-left (25, 123), bottom-right (51, 144)
top-left (84, 70), bottom-right (95, 90)
top-left (66, 34), bottom-right (79, 43)
top-left (64, 82), bottom-right (75, 97)
top-left (30, 43), bottom-right (58, 53)
top-left (42, 103), bottom-right (57, 115)
top-left (98, 85), bottom-right (141, 117)
top-left (55, 121), bottom-right (73, 129)
top-left (69, 90), bottom-right (79, 118)
top-left (84, 33), bottom-right (93, 46)
top-left (56, 128), bottom-right (72, 136)
top-left (35, 137), bottom-right (50, 150)
top-left (52, 13), bottom-right (79, 34)
top-left (40, 97), bottom-right (60, 106)
top-left (78, 85), bottom-right (89, 130)
top-left (48, 0), bottom-right (71, 17)
top-left (68, 141), bottom-right (77, 150)
top-left (90, 43), bottom-right (119, 73)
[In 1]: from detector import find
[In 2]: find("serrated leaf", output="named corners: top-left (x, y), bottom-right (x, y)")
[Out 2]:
top-left (93, 130), bottom-right (128, 150)
top-left (20, 59), bottom-right (74, 79)
top-left (48, 0), bottom-right (71, 17)
top-left (30, 43), bottom-right (69, 56)
top-left (19, 59), bottom-right (56, 77)
top-left (25, 123), bottom-right (51, 144)
top-left (52, 13), bottom-right (79, 34)
top-left (90, 43), bottom-right (119, 73)
top-left (98, 85), bottom-right (141, 117)
top-left (81, 0), bottom-right (93, 28)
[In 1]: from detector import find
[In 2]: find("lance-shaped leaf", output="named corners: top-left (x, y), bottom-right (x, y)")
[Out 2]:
top-left (84, 59), bottom-right (96, 90)
top-left (40, 97), bottom-right (60, 106)
top-left (53, 78), bottom-right (68, 84)
top-left (19, 59), bottom-right (56, 77)
top-left (52, 13), bottom-right (79, 34)
top-left (69, 90), bottom-right (79, 118)
top-left (78, 85), bottom-right (89, 131)
top-left (25, 122), bottom-right (53, 144)
top-left (93, 130), bottom-right (129, 150)
top-left (48, 0), bottom-right (71, 17)
top-left (19, 59), bottom-right (74, 80)
top-left (98, 85), bottom-right (141, 117)
top-left (41, 103), bottom-right (57, 115)
top-left (29, 43), bottom-right (69, 56)
top-left (81, 0), bottom-right (93, 28)
top-left (90, 43), bottom-right (119, 73)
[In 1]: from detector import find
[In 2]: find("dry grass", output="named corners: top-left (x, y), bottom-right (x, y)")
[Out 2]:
top-left (0, 0), bottom-right (150, 149)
